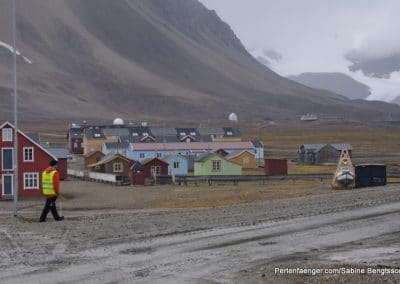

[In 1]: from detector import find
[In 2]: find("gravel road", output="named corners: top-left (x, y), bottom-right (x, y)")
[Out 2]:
top-left (1, 185), bottom-right (400, 283)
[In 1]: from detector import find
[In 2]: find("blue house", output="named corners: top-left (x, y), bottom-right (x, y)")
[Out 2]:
top-left (162, 154), bottom-right (189, 176)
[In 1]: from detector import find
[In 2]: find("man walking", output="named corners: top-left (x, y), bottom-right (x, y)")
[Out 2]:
top-left (39, 160), bottom-right (64, 222)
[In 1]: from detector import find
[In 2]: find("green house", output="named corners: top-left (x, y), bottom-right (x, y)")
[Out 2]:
top-left (194, 152), bottom-right (242, 176)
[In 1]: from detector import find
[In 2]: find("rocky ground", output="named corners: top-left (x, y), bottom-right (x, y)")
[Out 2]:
top-left (0, 181), bottom-right (400, 283)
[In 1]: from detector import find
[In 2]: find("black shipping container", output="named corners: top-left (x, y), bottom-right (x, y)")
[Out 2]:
top-left (355, 164), bottom-right (386, 188)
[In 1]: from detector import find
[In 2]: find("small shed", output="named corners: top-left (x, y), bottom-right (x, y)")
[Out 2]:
top-left (87, 153), bottom-right (134, 181)
top-left (298, 143), bottom-right (352, 165)
top-left (163, 154), bottom-right (189, 176)
top-left (264, 159), bottom-right (288, 176)
top-left (225, 150), bottom-right (256, 169)
top-left (84, 150), bottom-right (105, 169)
top-left (130, 158), bottom-right (169, 185)
top-left (194, 152), bottom-right (242, 176)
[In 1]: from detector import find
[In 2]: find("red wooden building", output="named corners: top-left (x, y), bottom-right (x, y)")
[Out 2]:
top-left (0, 122), bottom-right (64, 200)
top-left (264, 159), bottom-right (288, 176)
top-left (130, 158), bottom-right (168, 185)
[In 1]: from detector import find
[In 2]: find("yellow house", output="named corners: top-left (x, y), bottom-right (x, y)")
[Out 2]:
top-left (225, 150), bottom-right (256, 169)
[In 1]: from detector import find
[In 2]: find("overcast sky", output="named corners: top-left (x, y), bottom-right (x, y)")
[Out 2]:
top-left (199, 0), bottom-right (400, 101)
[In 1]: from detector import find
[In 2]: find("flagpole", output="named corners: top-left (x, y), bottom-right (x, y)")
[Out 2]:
top-left (12, 0), bottom-right (19, 217)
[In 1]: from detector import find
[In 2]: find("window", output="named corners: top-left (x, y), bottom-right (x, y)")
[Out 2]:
top-left (173, 162), bottom-right (180, 169)
top-left (226, 131), bottom-right (233, 136)
top-left (23, 147), bottom-right (34, 162)
top-left (151, 166), bottom-right (161, 175)
top-left (190, 132), bottom-right (196, 136)
top-left (156, 153), bottom-right (162, 158)
top-left (139, 153), bottom-right (145, 159)
top-left (142, 132), bottom-right (149, 136)
top-left (212, 160), bottom-right (221, 171)
top-left (2, 128), bottom-right (12, 141)
top-left (113, 162), bottom-right (123, 172)
top-left (2, 148), bottom-right (13, 170)
top-left (94, 133), bottom-right (101, 138)
top-left (73, 142), bottom-right (78, 148)
top-left (180, 132), bottom-right (186, 136)
top-left (23, 172), bottom-right (39, 189)
top-left (132, 132), bottom-right (139, 136)
top-left (243, 156), bottom-right (249, 164)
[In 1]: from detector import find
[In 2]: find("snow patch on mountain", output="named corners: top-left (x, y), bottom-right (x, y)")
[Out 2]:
top-left (249, 47), bottom-right (400, 103)
top-left (0, 40), bottom-right (33, 64)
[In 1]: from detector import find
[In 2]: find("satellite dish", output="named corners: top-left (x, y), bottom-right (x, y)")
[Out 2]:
top-left (113, 118), bottom-right (124, 125)
top-left (229, 113), bottom-right (238, 122)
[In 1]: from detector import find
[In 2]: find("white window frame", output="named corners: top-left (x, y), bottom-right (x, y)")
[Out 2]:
top-left (23, 172), bottom-right (39, 190)
top-left (2, 148), bottom-right (13, 170)
top-left (2, 128), bottom-right (13, 141)
top-left (173, 161), bottom-right (180, 169)
top-left (212, 160), bottom-right (221, 171)
top-left (190, 132), bottom-right (196, 136)
top-left (139, 153), bottom-right (145, 159)
top-left (23, 147), bottom-right (34, 162)
top-left (226, 131), bottom-right (233, 136)
top-left (180, 132), bottom-right (186, 136)
top-left (132, 132), bottom-right (139, 136)
top-left (156, 152), bottom-right (162, 158)
top-left (243, 156), bottom-right (249, 164)
top-left (113, 162), bottom-right (123, 173)
top-left (151, 166), bottom-right (161, 175)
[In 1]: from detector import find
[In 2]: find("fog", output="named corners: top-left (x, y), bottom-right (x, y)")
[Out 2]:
top-left (200, 0), bottom-right (400, 101)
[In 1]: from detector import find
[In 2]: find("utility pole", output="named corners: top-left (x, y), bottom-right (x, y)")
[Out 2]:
top-left (12, 0), bottom-right (19, 217)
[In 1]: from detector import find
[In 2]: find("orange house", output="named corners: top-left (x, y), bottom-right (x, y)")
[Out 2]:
top-left (225, 150), bottom-right (256, 169)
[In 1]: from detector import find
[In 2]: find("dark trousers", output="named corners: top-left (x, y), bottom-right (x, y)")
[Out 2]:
top-left (39, 196), bottom-right (62, 221)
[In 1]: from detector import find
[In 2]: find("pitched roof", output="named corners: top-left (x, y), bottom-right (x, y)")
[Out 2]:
top-left (84, 127), bottom-right (105, 139)
top-left (84, 150), bottom-right (104, 158)
top-left (128, 126), bottom-right (153, 137)
top-left (149, 127), bottom-right (177, 136)
top-left (0, 121), bottom-right (57, 160)
top-left (331, 143), bottom-right (353, 151)
top-left (223, 127), bottom-right (241, 137)
top-left (225, 150), bottom-right (254, 160)
top-left (162, 154), bottom-right (188, 162)
top-left (87, 153), bottom-right (133, 167)
top-left (251, 140), bottom-right (264, 148)
top-left (198, 128), bottom-right (225, 135)
top-left (301, 143), bottom-right (352, 152)
top-left (47, 148), bottom-right (69, 159)
top-left (25, 132), bottom-right (41, 144)
top-left (130, 141), bottom-right (254, 151)
top-left (102, 128), bottom-right (130, 137)
top-left (139, 158), bottom-right (169, 166)
top-left (69, 127), bottom-right (83, 138)
top-left (104, 141), bottom-right (130, 150)
top-left (195, 152), bottom-right (219, 162)
top-left (176, 128), bottom-right (199, 137)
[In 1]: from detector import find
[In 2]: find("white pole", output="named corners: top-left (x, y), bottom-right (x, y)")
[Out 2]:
top-left (12, 0), bottom-right (19, 217)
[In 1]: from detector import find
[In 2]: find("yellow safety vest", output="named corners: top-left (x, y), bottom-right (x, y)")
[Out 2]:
top-left (42, 170), bottom-right (57, 196)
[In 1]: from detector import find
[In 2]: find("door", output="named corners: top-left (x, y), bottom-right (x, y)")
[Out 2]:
top-left (2, 174), bottom-right (13, 196)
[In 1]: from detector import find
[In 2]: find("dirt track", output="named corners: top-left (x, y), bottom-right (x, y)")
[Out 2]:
top-left (1, 184), bottom-right (400, 283)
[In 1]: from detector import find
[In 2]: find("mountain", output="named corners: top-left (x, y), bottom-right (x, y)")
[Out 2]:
top-left (345, 50), bottom-right (400, 79)
top-left (392, 96), bottom-right (400, 106)
top-left (1, 0), bottom-right (400, 124)
top-left (288, 72), bottom-right (371, 100)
